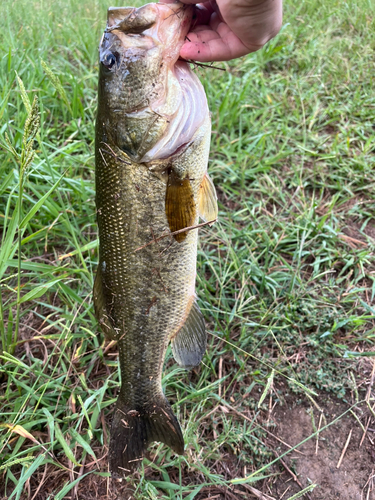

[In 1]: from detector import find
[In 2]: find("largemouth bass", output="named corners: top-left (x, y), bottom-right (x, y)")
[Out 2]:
top-left (94, 1), bottom-right (217, 476)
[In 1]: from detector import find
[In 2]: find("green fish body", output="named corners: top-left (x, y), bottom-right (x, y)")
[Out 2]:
top-left (94, 2), bottom-right (217, 476)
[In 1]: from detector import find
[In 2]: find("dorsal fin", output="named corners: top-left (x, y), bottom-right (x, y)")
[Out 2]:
top-left (93, 265), bottom-right (117, 340)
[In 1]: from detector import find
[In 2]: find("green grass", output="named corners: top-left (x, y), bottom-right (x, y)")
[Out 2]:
top-left (0, 0), bottom-right (374, 498)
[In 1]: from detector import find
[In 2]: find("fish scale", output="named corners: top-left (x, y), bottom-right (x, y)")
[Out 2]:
top-left (94, 2), bottom-right (218, 476)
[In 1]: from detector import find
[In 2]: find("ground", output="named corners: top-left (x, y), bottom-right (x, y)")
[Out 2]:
top-left (271, 391), bottom-right (375, 500)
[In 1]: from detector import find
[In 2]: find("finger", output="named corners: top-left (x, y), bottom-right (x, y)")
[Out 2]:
top-left (184, 27), bottom-right (220, 42)
top-left (180, 28), bottom-right (251, 62)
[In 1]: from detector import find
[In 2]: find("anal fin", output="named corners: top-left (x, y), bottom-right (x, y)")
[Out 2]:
top-left (198, 173), bottom-right (218, 223)
top-left (171, 300), bottom-right (206, 369)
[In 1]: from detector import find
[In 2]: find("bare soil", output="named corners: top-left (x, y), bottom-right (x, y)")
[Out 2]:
top-left (269, 396), bottom-right (375, 500)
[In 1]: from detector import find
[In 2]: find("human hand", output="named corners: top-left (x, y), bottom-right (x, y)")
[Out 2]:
top-left (162, 0), bottom-right (282, 62)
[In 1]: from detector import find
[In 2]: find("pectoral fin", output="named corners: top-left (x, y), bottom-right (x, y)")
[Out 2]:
top-left (171, 300), bottom-right (206, 369)
top-left (165, 170), bottom-right (196, 243)
top-left (198, 173), bottom-right (218, 223)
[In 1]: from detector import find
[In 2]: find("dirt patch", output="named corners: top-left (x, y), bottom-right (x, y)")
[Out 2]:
top-left (270, 397), bottom-right (375, 499)
top-left (342, 217), bottom-right (375, 245)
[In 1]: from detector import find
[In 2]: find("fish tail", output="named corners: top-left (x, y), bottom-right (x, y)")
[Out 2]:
top-left (109, 395), bottom-right (184, 476)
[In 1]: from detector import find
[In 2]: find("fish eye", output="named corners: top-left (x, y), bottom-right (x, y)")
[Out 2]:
top-left (102, 51), bottom-right (120, 70)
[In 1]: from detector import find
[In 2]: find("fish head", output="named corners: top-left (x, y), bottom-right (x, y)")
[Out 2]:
top-left (98, 2), bottom-right (193, 115)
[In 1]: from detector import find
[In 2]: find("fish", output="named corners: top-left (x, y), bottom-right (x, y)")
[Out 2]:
top-left (94, 1), bottom-right (218, 476)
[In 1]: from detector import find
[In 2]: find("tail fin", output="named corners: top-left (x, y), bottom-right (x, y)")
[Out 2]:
top-left (109, 395), bottom-right (184, 476)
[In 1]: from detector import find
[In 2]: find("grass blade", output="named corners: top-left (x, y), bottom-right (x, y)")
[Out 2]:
top-left (54, 423), bottom-right (81, 467)
top-left (8, 454), bottom-right (46, 500)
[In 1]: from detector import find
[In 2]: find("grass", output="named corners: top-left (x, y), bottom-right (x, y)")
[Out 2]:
top-left (0, 0), bottom-right (374, 498)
